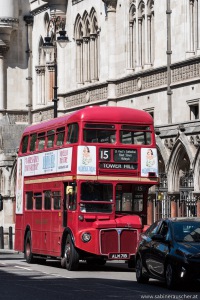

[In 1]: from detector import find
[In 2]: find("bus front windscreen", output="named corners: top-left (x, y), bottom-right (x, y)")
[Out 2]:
top-left (80, 182), bottom-right (113, 213)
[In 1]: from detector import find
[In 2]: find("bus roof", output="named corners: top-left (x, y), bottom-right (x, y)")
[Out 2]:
top-left (23, 106), bottom-right (153, 134)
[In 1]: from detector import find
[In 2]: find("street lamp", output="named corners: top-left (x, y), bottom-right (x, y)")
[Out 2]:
top-left (43, 16), bottom-right (70, 118)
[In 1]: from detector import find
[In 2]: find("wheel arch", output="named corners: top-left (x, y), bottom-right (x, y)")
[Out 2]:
top-left (24, 225), bottom-right (31, 253)
top-left (61, 228), bottom-right (74, 257)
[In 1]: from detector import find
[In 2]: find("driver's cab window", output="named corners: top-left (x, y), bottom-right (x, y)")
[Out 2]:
top-left (66, 183), bottom-right (77, 211)
top-left (115, 184), bottom-right (144, 212)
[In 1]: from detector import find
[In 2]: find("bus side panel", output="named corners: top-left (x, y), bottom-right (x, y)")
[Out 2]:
top-left (50, 210), bottom-right (63, 256)
top-left (40, 210), bottom-right (52, 256)
top-left (23, 211), bottom-right (41, 254)
top-left (31, 211), bottom-right (42, 254)
top-left (15, 215), bottom-right (24, 252)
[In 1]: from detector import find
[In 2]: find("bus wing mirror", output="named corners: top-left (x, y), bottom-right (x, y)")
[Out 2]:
top-left (66, 186), bottom-right (73, 195)
top-left (0, 194), bottom-right (3, 211)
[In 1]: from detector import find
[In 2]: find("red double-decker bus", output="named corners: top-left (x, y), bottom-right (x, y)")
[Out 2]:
top-left (14, 106), bottom-right (159, 270)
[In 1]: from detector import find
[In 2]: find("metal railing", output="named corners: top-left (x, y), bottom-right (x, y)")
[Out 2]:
top-left (0, 226), bottom-right (14, 249)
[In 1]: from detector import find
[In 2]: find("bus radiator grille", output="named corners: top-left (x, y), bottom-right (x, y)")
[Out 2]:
top-left (100, 229), bottom-right (137, 255)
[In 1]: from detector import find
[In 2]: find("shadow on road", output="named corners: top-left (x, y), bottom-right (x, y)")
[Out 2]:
top-left (0, 253), bottom-right (199, 299)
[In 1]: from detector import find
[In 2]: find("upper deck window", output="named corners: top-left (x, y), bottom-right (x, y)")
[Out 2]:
top-left (21, 136), bottom-right (29, 153)
top-left (56, 127), bottom-right (65, 146)
top-left (120, 125), bottom-right (151, 145)
top-left (83, 123), bottom-right (116, 144)
top-left (47, 130), bottom-right (55, 148)
top-left (29, 133), bottom-right (37, 152)
top-left (67, 123), bottom-right (79, 143)
top-left (38, 132), bottom-right (45, 150)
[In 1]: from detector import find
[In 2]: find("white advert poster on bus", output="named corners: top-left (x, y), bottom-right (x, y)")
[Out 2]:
top-left (16, 158), bottom-right (24, 214)
top-left (23, 147), bottom-right (72, 176)
top-left (141, 148), bottom-right (158, 177)
top-left (77, 146), bottom-right (96, 175)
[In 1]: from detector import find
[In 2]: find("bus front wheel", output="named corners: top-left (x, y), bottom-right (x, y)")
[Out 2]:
top-left (64, 235), bottom-right (79, 271)
top-left (24, 231), bottom-right (34, 264)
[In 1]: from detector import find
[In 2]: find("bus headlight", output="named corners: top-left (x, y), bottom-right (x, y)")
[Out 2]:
top-left (82, 232), bottom-right (91, 243)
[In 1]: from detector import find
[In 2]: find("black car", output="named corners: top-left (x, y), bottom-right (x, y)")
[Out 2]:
top-left (135, 217), bottom-right (200, 289)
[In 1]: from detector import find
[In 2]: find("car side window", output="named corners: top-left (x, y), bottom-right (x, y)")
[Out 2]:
top-left (146, 221), bottom-right (160, 238)
top-left (158, 222), bottom-right (169, 239)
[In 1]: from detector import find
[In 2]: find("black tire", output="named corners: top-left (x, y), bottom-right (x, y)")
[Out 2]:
top-left (63, 235), bottom-right (79, 271)
top-left (165, 263), bottom-right (177, 289)
top-left (24, 231), bottom-right (35, 264)
top-left (128, 259), bottom-right (135, 268)
top-left (135, 257), bottom-right (149, 284)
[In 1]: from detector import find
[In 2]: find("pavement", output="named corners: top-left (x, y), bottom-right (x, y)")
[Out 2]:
top-left (0, 248), bottom-right (18, 254)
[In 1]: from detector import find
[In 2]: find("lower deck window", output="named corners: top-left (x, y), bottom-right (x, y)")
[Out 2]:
top-left (34, 193), bottom-right (42, 210)
top-left (26, 192), bottom-right (33, 210)
top-left (53, 191), bottom-right (61, 210)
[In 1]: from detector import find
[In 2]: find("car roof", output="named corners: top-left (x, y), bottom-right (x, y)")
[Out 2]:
top-left (161, 217), bottom-right (200, 223)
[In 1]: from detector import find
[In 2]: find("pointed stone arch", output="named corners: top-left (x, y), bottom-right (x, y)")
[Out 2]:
top-left (156, 135), bottom-right (170, 168)
top-left (193, 146), bottom-right (200, 191)
top-left (10, 159), bottom-right (17, 197)
top-left (82, 11), bottom-right (90, 37)
top-left (129, 2), bottom-right (136, 69)
top-left (138, 0), bottom-right (145, 17)
top-left (89, 7), bottom-right (98, 33)
top-left (167, 134), bottom-right (194, 192)
top-left (74, 14), bottom-right (83, 39)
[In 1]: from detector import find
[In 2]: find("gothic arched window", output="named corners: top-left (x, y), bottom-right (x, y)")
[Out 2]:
top-left (74, 8), bottom-right (99, 85)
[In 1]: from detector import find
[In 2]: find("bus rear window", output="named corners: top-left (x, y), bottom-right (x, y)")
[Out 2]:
top-left (120, 128), bottom-right (151, 145)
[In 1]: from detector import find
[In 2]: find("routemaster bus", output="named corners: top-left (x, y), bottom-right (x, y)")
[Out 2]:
top-left (14, 106), bottom-right (159, 270)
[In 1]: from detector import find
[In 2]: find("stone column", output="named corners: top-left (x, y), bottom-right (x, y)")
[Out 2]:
top-left (76, 39), bottom-right (83, 86)
top-left (83, 37), bottom-right (90, 83)
top-left (168, 193), bottom-right (179, 218)
top-left (186, 0), bottom-right (195, 57)
top-left (197, 199), bottom-right (200, 217)
top-left (193, 193), bottom-right (200, 217)
top-left (147, 194), bottom-right (154, 225)
top-left (0, 43), bottom-right (8, 116)
top-left (103, 0), bottom-right (117, 105)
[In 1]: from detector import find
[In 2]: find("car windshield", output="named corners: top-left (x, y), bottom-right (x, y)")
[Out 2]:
top-left (173, 221), bottom-right (200, 242)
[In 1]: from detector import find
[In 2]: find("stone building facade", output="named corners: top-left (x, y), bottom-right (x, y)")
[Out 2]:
top-left (0, 0), bottom-right (200, 245)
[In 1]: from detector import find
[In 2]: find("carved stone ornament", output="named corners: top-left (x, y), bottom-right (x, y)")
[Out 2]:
top-left (103, 0), bottom-right (118, 12)
top-left (85, 90), bottom-right (90, 103)
top-left (0, 43), bottom-right (9, 55)
top-left (137, 77), bottom-right (142, 90)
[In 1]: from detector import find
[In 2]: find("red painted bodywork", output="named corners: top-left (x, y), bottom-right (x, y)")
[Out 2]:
top-left (14, 106), bottom-right (158, 262)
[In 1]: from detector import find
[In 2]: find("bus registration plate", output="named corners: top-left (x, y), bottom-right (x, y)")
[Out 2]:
top-left (108, 253), bottom-right (130, 259)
